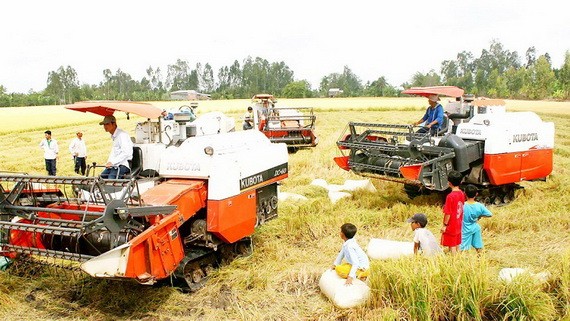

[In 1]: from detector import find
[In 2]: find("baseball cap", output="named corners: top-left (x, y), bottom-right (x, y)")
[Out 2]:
top-left (428, 94), bottom-right (440, 102)
top-left (407, 213), bottom-right (428, 227)
top-left (99, 115), bottom-right (116, 125)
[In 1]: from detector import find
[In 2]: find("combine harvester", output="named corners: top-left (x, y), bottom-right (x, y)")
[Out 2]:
top-left (250, 94), bottom-right (318, 151)
top-left (334, 86), bottom-right (554, 205)
top-left (0, 101), bottom-right (288, 290)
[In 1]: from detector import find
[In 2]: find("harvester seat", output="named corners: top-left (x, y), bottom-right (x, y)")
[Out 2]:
top-left (127, 146), bottom-right (143, 178)
top-left (436, 115), bottom-right (450, 136)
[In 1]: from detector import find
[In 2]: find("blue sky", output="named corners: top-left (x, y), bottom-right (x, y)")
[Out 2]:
top-left (1, 0), bottom-right (568, 93)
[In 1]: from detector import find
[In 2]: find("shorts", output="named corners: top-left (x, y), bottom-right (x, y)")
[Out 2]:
top-left (441, 233), bottom-right (461, 247)
top-left (460, 231), bottom-right (484, 250)
top-left (335, 263), bottom-right (369, 280)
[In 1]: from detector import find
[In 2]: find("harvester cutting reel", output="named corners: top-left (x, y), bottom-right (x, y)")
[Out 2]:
top-left (0, 174), bottom-right (174, 269)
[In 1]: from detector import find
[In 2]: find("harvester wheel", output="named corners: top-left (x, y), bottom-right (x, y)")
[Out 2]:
top-left (191, 267), bottom-right (205, 284)
top-left (182, 261), bottom-right (210, 292)
top-left (203, 264), bottom-right (215, 276)
top-left (255, 209), bottom-right (266, 227)
top-left (503, 188), bottom-right (515, 204)
top-left (234, 238), bottom-right (253, 257)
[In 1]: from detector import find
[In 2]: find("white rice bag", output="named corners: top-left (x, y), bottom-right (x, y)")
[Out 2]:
top-left (366, 238), bottom-right (414, 260)
top-left (319, 269), bottom-right (370, 309)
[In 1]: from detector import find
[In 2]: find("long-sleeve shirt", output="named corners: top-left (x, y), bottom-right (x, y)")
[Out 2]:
top-left (334, 238), bottom-right (370, 278)
top-left (69, 137), bottom-right (87, 158)
top-left (39, 139), bottom-right (59, 159)
top-left (420, 104), bottom-right (444, 129)
top-left (107, 128), bottom-right (133, 168)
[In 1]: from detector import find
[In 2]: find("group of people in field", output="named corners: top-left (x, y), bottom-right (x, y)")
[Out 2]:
top-left (332, 94), bottom-right (494, 285)
top-left (39, 129), bottom-right (87, 176)
top-left (40, 101), bottom-right (490, 289)
top-left (39, 115), bottom-right (133, 179)
top-left (332, 170), bottom-right (493, 285)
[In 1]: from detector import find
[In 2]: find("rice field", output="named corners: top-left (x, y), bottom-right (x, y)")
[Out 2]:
top-left (0, 97), bottom-right (569, 320)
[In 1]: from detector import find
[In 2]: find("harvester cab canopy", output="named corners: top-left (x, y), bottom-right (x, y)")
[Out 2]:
top-left (251, 94), bottom-right (277, 104)
top-left (65, 100), bottom-right (163, 119)
top-left (401, 86), bottom-right (465, 99)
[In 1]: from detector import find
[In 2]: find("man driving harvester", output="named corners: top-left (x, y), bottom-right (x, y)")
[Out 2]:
top-left (99, 115), bottom-right (133, 179)
top-left (413, 94), bottom-right (444, 136)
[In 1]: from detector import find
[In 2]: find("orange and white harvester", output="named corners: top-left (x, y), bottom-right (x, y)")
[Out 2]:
top-left (0, 101), bottom-right (288, 290)
top-left (334, 86), bottom-right (554, 204)
top-left (250, 94), bottom-right (318, 150)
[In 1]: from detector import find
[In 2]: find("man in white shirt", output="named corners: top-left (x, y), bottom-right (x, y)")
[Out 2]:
top-left (39, 130), bottom-right (59, 176)
top-left (242, 106), bottom-right (254, 130)
top-left (99, 115), bottom-right (133, 179)
top-left (69, 130), bottom-right (88, 175)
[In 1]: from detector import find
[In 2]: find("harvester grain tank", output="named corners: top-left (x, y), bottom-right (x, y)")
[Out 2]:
top-left (0, 101), bottom-right (288, 290)
top-left (334, 86), bottom-right (554, 204)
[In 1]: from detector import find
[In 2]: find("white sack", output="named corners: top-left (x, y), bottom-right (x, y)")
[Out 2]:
top-left (278, 192), bottom-right (308, 202)
top-left (498, 268), bottom-right (550, 283)
top-left (343, 180), bottom-right (377, 192)
top-left (310, 178), bottom-right (329, 189)
top-left (319, 269), bottom-right (370, 309)
top-left (328, 191), bottom-right (351, 204)
top-left (367, 238), bottom-right (414, 260)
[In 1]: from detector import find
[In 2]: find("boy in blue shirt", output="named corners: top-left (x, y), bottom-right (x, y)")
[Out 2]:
top-left (461, 184), bottom-right (493, 252)
top-left (332, 223), bottom-right (370, 285)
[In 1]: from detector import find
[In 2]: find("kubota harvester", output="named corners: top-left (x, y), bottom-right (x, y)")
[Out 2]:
top-left (0, 101), bottom-right (288, 290)
top-left (334, 86), bottom-right (554, 204)
top-left (249, 94), bottom-right (318, 150)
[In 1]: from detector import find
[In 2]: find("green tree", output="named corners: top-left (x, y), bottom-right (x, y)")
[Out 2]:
top-left (525, 46), bottom-right (537, 67)
top-left (487, 69), bottom-right (508, 98)
top-left (440, 51), bottom-right (475, 91)
top-left (319, 72), bottom-right (341, 96)
top-left (98, 68), bottom-right (138, 100)
top-left (410, 70), bottom-right (441, 87)
top-left (364, 76), bottom-right (397, 97)
top-left (441, 60), bottom-right (459, 85)
top-left (201, 63), bottom-right (215, 93)
top-left (557, 51), bottom-right (570, 99)
top-left (144, 66), bottom-right (165, 100)
top-left (45, 65), bottom-right (79, 104)
top-left (166, 59), bottom-right (191, 91)
top-left (319, 66), bottom-right (363, 97)
top-left (523, 55), bottom-right (555, 99)
top-left (282, 80), bottom-right (312, 98)
top-left (504, 67), bottom-right (526, 98)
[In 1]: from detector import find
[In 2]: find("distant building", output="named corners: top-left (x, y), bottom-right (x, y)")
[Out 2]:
top-left (170, 90), bottom-right (211, 101)
top-left (328, 88), bottom-right (344, 98)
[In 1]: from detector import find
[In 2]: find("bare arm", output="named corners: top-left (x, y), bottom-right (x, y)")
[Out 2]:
top-left (441, 214), bottom-right (450, 233)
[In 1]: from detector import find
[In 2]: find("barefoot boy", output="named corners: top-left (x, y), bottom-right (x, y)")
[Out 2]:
top-left (332, 223), bottom-right (370, 285)
top-left (407, 213), bottom-right (443, 256)
top-left (441, 170), bottom-right (465, 254)
top-left (461, 184), bottom-right (492, 252)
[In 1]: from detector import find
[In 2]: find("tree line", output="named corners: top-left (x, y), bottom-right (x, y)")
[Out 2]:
top-left (0, 40), bottom-right (568, 107)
